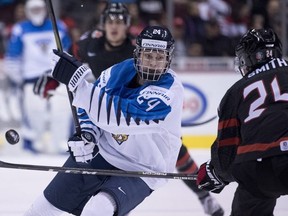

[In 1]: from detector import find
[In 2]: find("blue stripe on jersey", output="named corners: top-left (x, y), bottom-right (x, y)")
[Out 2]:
top-left (102, 59), bottom-right (174, 125)
top-left (77, 108), bottom-right (98, 137)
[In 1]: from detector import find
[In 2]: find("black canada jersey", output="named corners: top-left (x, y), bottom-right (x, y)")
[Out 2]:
top-left (73, 30), bottom-right (135, 79)
top-left (212, 58), bottom-right (288, 181)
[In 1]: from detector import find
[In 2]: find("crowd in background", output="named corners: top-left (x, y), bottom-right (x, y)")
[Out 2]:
top-left (0, 0), bottom-right (283, 59)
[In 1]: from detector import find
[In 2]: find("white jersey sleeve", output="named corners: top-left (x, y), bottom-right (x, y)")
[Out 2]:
top-left (73, 59), bottom-right (184, 190)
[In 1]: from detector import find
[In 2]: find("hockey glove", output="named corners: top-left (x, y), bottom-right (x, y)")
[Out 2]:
top-left (51, 49), bottom-right (92, 91)
top-left (68, 132), bottom-right (99, 163)
top-left (33, 70), bottom-right (60, 99)
top-left (197, 160), bottom-right (227, 194)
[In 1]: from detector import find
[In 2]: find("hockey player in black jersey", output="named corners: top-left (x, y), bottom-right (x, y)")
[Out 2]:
top-left (33, 2), bottom-right (223, 215)
top-left (70, 3), bottom-right (135, 79)
top-left (197, 28), bottom-right (288, 216)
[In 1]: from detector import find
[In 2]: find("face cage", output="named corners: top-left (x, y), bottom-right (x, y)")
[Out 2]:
top-left (234, 56), bottom-right (247, 77)
top-left (134, 48), bottom-right (172, 82)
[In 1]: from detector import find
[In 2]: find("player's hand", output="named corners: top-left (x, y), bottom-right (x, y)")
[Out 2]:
top-left (196, 160), bottom-right (227, 193)
top-left (33, 70), bottom-right (60, 99)
top-left (68, 132), bottom-right (99, 163)
top-left (51, 49), bottom-right (91, 91)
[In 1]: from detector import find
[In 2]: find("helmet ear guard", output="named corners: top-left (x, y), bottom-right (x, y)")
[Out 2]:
top-left (235, 28), bottom-right (282, 77)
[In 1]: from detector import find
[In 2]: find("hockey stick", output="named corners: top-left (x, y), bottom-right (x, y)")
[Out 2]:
top-left (45, 0), bottom-right (81, 134)
top-left (181, 115), bottom-right (217, 127)
top-left (0, 160), bottom-right (197, 180)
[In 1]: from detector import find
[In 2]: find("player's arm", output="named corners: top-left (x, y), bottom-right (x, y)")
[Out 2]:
top-left (197, 91), bottom-right (238, 193)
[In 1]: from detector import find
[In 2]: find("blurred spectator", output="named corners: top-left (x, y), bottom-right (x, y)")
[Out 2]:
top-left (60, 0), bottom-right (105, 34)
top-left (249, 13), bottom-right (265, 29)
top-left (174, 0), bottom-right (189, 17)
top-left (220, 1), bottom-right (249, 38)
top-left (184, 1), bottom-right (206, 44)
top-left (266, 0), bottom-right (280, 33)
top-left (4, 0), bottom-right (72, 154)
top-left (13, 2), bottom-right (26, 22)
top-left (266, 0), bottom-right (280, 26)
top-left (173, 16), bottom-right (188, 57)
top-left (250, 0), bottom-right (270, 28)
top-left (187, 41), bottom-right (204, 57)
top-left (61, 17), bottom-right (81, 42)
top-left (201, 19), bottom-right (234, 56)
top-left (127, 2), bottom-right (146, 40)
top-left (197, 0), bottom-right (231, 21)
top-left (137, 0), bottom-right (166, 26)
top-left (0, 22), bottom-right (5, 59)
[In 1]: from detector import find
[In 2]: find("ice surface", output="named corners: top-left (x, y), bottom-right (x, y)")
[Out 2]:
top-left (0, 144), bottom-right (287, 216)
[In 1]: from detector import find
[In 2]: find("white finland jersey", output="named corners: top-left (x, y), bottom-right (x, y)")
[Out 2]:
top-left (73, 59), bottom-right (184, 190)
top-left (5, 19), bottom-right (71, 81)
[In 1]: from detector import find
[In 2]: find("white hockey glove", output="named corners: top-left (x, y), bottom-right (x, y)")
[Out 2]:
top-left (51, 49), bottom-right (92, 91)
top-left (68, 132), bottom-right (99, 163)
top-left (33, 69), bottom-right (60, 99)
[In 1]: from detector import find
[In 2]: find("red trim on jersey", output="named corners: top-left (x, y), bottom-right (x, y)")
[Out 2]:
top-left (219, 137), bottom-right (240, 147)
top-left (183, 162), bottom-right (198, 174)
top-left (176, 152), bottom-right (190, 166)
top-left (237, 137), bottom-right (288, 154)
top-left (218, 118), bottom-right (239, 130)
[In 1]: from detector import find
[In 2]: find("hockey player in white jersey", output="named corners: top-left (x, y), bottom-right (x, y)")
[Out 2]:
top-left (4, 0), bottom-right (71, 153)
top-left (24, 26), bottom-right (184, 215)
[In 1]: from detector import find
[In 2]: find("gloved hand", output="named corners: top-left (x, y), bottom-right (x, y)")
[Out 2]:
top-left (68, 132), bottom-right (99, 163)
top-left (33, 70), bottom-right (60, 99)
top-left (196, 160), bottom-right (227, 193)
top-left (51, 49), bottom-right (92, 91)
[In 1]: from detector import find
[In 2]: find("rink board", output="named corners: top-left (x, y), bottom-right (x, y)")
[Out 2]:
top-left (0, 67), bottom-right (239, 149)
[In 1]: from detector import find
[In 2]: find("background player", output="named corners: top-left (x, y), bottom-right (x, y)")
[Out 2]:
top-left (196, 28), bottom-right (288, 216)
top-left (4, 0), bottom-right (71, 153)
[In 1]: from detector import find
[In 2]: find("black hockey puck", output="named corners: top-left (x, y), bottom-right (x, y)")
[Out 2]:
top-left (5, 129), bottom-right (20, 145)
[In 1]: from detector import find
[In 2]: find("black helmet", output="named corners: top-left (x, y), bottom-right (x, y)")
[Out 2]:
top-left (235, 28), bottom-right (282, 76)
top-left (100, 3), bottom-right (130, 26)
top-left (134, 26), bottom-right (175, 82)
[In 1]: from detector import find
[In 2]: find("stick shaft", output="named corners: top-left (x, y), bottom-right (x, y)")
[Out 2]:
top-left (0, 160), bottom-right (197, 180)
top-left (45, 0), bottom-right (81, 134)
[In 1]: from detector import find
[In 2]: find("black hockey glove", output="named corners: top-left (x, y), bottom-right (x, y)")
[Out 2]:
top-left (51, 49), bottom-right (91, 91)
top-left (196, 160), bottom-right (227, 193)
top-left (33, 70), bottom-right (60, 99)
top-left (67, 132), bottom-right (99, 163)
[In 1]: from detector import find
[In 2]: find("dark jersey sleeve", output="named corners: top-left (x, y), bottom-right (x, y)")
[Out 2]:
top-left (211, 88), bottom-right (239, 183)
top-left (211, 58), bottom-right (288, 183)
